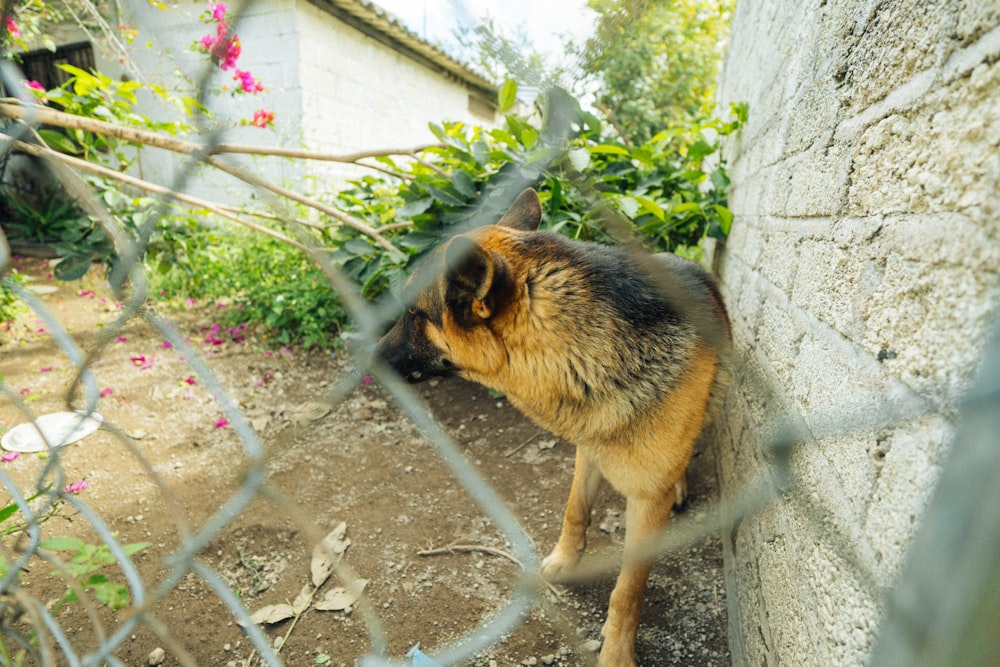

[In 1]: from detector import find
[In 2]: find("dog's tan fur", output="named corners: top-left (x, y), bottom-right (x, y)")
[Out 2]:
top-left (377, 189), bottom-right (731, 667)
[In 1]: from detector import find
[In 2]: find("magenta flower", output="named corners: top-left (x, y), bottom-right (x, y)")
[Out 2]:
top-left (186, 297), bottom-right (196, 307)
top-left (116, 336), bottom-right (128, 343)
top-left (162, 340), bottom-right (174, 350)
top-left (215, 417), bottom-right (230, 429)
top-left (184, 376), bottom-right (197, 385)
top-left (65, 480), bottom-right (89, 494)
top-left (2, 452), bottom-right (19, 463)
top-left (79, 289), bottom-right (95, 297)
top-left (40, 366), bottom-right (54, 373)
top-left (234, 69), bottom-right (264, 93)
top-left (25, 80), bottom-right (45, 92)
top-left (5, 17), bottom-right (20, 37)
top-left (210, 1), bottom-right (228, 21)
top-left (362, 375), bottom-right (373, 385)
top-left (100, 388), bottom-right (113, 397)
top-left (130, 355), bottom-right (155, 370)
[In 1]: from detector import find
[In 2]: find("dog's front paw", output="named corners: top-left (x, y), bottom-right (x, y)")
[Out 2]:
top-left (540, 547), bottom-right (581, 582)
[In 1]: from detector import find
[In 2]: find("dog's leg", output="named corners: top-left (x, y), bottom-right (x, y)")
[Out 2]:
top-left (541, 446), bottom-right (602, 581)
top-left (598, 491), bottom-right (674, 667)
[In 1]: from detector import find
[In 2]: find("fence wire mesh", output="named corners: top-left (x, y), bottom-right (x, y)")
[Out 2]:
top-left (0, 4), bottom-right (996, 667)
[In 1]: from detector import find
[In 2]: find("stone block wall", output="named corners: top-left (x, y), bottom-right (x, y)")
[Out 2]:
top-left (713, 1), bottom-right (1000, 664)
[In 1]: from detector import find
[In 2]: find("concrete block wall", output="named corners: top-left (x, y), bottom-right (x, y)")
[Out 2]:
top-left (713, 0), bottom-right (1000, 664)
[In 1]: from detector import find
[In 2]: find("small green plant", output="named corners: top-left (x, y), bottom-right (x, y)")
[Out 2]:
top-left (0, 479), bottom-right (148, 665)
top-left (152, 227), bottom-right (348, 349)
top-left (39, 536), bottom-right (150, 613)
top-left (0, 272), bottom-right (27, 324)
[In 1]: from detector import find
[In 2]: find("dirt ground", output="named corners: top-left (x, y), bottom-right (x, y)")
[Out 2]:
top-left (0, 258), bottom-right (730, 667)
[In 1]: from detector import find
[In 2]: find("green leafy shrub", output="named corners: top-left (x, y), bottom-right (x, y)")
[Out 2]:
top-left (331, 87), bottom-right (744, 302)
top-left (153, 227), bottom-right (348, 350)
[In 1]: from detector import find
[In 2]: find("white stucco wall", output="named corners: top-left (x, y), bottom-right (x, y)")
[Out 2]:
top-left (713, 0), bottom-right (1000, 664)
top-left (296, 0), bottom-right (493, 178)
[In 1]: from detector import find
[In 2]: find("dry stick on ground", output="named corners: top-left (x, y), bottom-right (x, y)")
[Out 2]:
top-left (0, 100), bottom-right (432, 252)
top-left (418, 543), bottom-right (564, 600)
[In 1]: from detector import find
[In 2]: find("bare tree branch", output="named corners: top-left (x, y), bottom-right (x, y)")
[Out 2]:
top-left (0, 101), bottom-right (412, 252)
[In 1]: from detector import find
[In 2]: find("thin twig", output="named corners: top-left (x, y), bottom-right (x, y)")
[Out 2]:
top-left (0, 101), bottom-right (427, 252)
top-left (0, 136), bottom-right (311, 252)
top-left (504, 430), bottom-right (545, 457)
top-left (418, 542), bottom-right (564, 600)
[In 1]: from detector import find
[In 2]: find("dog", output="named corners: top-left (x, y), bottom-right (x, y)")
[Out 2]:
top-left (376, 188), bottom-right (731, 667)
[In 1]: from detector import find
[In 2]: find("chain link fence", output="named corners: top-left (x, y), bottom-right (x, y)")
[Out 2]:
top-left (1, 5), bottom-right (997, 667)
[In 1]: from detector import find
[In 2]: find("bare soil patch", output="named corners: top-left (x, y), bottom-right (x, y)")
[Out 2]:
top-left (0, 260), bottom-right (729, 666)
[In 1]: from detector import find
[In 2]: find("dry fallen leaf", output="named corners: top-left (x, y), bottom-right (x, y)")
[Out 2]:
top-left (314, 579), bottom-right (369, 612)
top-left (292, 582), bottom-right (316, 615)
top-left (240, 603), bottom-right (296, 627)
top-left (311, 522), bottom-right (350, 587)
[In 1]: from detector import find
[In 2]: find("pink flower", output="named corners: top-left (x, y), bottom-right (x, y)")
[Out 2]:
top-left (116, 336), bottom-right (128, 343)
top-left (25, 80), bottom-right (45, 92)
top-left (210, 2), bottom-right (228, 21)
top-left (215, 417), bottom-right (229, 429)
top-left (198, 32), bottom-right (218, 51)
top-left (40, 366), bottom-right (54, 373)
top-left (186, 297), bottom-right (196, 307)
top-left (79, 289), bottom-right (95, 297)
top-left (362, 375), bottom-right (373, 385)
top-left (130, 355), bottom-right (155, 370)
top-left (184, 376), bottom-right (197, 385)
top-left (162, 340), bottom-right (174, 350)
top-left (233, 69), bottom-right (264, 93)
top-left (2, 452), bottom-right (19, 463)
top-left (100, 388), bottom-right (113, 397)
top-left (65, 480), bottom-right (89, 494)
top-left (5, 17), bottom-right (20, 37)
top-left (250, 108), bottom-right (275, 129)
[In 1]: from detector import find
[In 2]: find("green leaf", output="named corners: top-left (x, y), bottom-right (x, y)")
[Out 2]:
top-left (589, 144), bottom-right (631, 156)
top-left (471, 140), bottom-right (490, 166)
top-left (396, 198), bottom-right (432, 218)
top-left (343, 239), bottom-right (372, 256)
top-left (54, 254), bottom-right (93, 281)
top-left (89, 576), bottom-right (130, 610)
top-left (0, 500), bottom-right (21, 524)
top-left (712, 205), bottom-right (734, 235)
top-left (426, 186), bottom-right (466, 207)
top-left (397, 233), bottom-right (439, 251)
top-left (498, 79), bottom-right (518, 112)
top-left (40, 536), bottom-right (87, 552)
top-left (451, 171), bottom-right (477, 198)
top-left (635, 195), bottom-right (666, 221)
top-left (38, 129), bottom-right (78, 154)
top-left (123, 542), bottom-right (150, 556)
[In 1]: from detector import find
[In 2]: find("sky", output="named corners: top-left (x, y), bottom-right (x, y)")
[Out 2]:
top-left (371, 0), bottom-right (597, 71)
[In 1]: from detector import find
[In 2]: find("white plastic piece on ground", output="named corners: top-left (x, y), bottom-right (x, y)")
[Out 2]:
top-left (1, 411), bottom-right (104, 453)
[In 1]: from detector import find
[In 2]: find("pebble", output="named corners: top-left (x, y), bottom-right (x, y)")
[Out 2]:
top-left (541, 656), bottom-right (556, 665)
top-left (581, 639), bottom-right (602, 653)
top-left (148, 647), bottom-right (165, 666)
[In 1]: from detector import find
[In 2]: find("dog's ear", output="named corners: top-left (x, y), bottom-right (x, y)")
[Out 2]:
top-left (445, 236), bottom-right (509, 322)
top-left (497, 188), bottom-right (542, 231)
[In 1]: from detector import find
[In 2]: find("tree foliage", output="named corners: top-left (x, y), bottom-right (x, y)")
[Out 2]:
top-left (577, 0), bottom-right (733, 144)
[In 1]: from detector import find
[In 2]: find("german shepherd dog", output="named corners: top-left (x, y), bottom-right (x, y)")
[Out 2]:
top-left (376, 188), bottom-right (731, 667)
